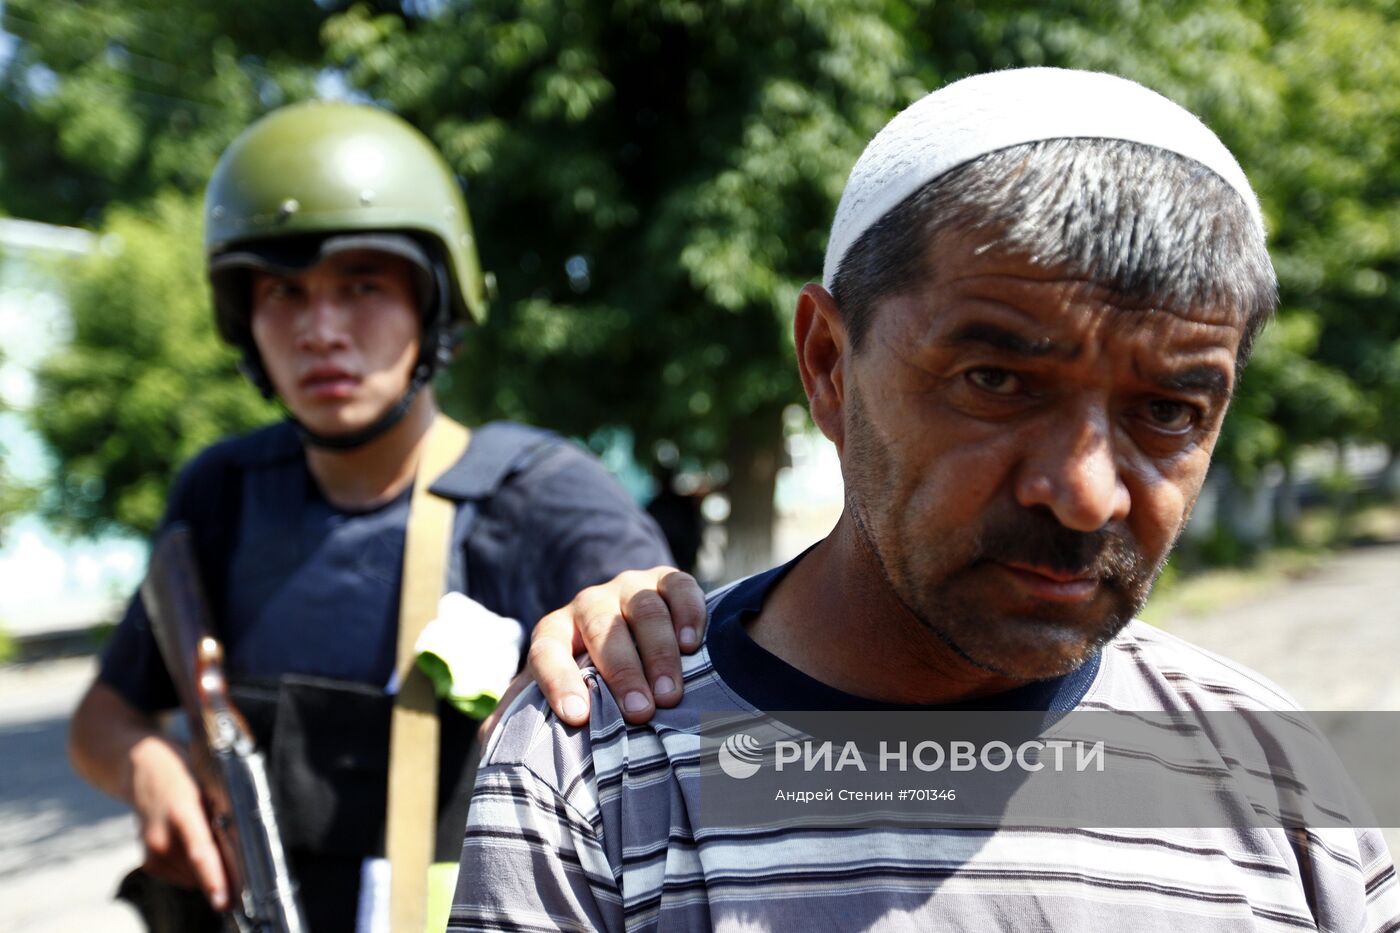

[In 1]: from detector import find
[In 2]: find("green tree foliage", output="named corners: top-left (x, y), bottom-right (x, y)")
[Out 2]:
top-left (1, 0), bottom-right (335, 536)
top-left (0, 0), bottom-right (343, 225)
top-left (7, 0), bottom-right (1400, 559)
top-left (36, 193), bottom-right (277, 535)
top-left (324, 0), bottom-right (919, 570)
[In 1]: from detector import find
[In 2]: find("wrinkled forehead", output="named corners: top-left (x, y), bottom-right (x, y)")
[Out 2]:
top-left (924, 224), bottom-right (1252, 331)
top-left (906, 234), bottom-right (1251, 369)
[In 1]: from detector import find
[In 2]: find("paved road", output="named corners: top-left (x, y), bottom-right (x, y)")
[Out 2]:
top-left (1, 542), bottom-right (1395, 931)
top-left (0, 657), bottom-right (141, 933)
top-left (1160, 541), bottom-right (1400, 711)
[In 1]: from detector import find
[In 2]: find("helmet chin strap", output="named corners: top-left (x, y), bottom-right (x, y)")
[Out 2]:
top-left (293, 366), bottom-right (431, 450)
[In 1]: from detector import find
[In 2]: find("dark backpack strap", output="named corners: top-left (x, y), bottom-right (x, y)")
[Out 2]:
top-left (428, 421), bottom-right (563, 501)
top-left (430, 421), bottom-right (566, 597)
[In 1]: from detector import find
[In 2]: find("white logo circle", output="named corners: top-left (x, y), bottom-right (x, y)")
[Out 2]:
top-left (718, 732), bottom-right (763, 780)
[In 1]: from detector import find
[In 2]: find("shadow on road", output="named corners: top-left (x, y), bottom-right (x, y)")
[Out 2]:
top-left (0, 711), bottom-right (132, 877)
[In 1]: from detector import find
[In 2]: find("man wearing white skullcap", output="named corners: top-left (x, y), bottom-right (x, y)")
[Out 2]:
top-left (454, 68), bottom-right (1399, 931)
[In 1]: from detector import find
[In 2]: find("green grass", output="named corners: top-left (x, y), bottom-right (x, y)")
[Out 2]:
top-left (1141, 498), bottom-right (1400, 625)
top-left (1342, 500), bottom-right (1400, 543)
top-left (1140, 548), bottom-right (1321, 625)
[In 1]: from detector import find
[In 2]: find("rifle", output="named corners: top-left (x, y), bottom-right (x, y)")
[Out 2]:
top-left (141, 522), bottom-right (308, 933)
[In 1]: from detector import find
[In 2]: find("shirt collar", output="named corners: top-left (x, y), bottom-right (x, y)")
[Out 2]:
top-left (705, 550), bottom-right (1102, 713)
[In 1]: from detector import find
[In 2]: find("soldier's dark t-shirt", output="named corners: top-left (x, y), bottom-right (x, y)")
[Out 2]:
top-left (98, 418), bottom-right (671, 932)
top-left (101, 418), bottom-right (671, 710)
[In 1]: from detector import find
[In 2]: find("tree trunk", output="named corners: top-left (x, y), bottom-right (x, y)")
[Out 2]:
top-left (721, 407), bottom-right (785, 581)
top-left (1275, 460), bottom-right (1301, 543)
top-left (1224, 464), bottom-right (1278, 551)
top-left (1381, 446), bottom-right (1400, 499)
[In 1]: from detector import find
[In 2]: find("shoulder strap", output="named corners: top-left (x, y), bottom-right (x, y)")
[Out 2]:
top-left (386, 414), bottom-right (471, 933)
top-left (431, 421), bottom-right (567, 600)
top-left (427, 420), bottom-right (562, 501)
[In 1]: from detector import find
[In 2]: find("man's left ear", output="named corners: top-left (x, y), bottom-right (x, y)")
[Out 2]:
top-left (794, 283), bottom-right (848, 450)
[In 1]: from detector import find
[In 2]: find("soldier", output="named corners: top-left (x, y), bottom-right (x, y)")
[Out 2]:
top-left (68, 102), bottom-right (697, 932)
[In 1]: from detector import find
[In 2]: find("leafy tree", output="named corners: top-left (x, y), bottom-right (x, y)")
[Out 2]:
top-left (324, 0), bottom-right (919, 573)
top-left (0, 0), bottom-right (338, 225)
top-left (10, 0), bottom-right (1400, 567)
top-left (8, 0), bottom-right (920, 571)
top-left (1259, 2), bottom-right (1400, 505)
top-left (2, 0), bottom-right (335, 535)
top-left (0, 478), bottom-right (29, 544)
top-left (35, 193), bottom-right (277, 535)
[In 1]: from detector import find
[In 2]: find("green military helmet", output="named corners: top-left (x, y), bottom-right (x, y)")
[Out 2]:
top-left (204, 100), bottom-right (489, 342)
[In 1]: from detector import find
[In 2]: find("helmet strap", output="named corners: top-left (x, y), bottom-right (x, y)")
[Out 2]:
top-left (294, 361), bottom-right (432, 450)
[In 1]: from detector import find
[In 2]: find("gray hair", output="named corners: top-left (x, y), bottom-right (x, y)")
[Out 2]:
top-left (830, 138), bottom-right (1278, 368)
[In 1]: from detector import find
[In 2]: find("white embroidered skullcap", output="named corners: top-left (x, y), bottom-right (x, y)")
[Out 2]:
top-left (822, 67), bottom-right (1265, 289)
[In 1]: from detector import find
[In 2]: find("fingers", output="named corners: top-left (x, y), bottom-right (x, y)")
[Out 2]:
top-left (605, 566), bottom-right (707, 711)
top-left (528, 566), bottom-right (709, 728)
top-left (141, 848), bottom-right (203, 892)
top-left (572, 580), bottom-right (657, 723)
top-left (140, 816), bottom-right (198, 889)
top-left (527, 607), bottom-right (593, 726)
top-left (130, 738), bottom-right (227, 910)
top-left (615, 573), bottom-right (685, 709)
top-left (173, 803), bottom-right (229, 910)
top-left (657, 568), bottom-right (708, 652)
top-left (140, 799), bottom-right (228, 910)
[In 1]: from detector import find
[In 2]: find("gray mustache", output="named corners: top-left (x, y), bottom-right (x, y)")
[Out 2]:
top-left (976, 511), bottom-right (1144, 584)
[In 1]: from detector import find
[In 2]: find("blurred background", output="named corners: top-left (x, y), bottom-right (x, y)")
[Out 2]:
top-left (1, 1), bottom-right (1398, 930)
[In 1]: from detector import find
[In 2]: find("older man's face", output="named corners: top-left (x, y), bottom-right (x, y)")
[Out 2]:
top-left (838, 232), bottom-right (1246, 680)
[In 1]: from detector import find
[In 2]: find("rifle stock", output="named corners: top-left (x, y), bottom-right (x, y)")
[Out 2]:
top-left (142, 523), bottom-right (307, 933)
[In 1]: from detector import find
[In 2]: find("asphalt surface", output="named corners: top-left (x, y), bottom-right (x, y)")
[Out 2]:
top-left (1161, 540), bottom-right (1400, 711)
top-left (0, 657), bottom-right (142, 933)
top-left (1, 541), bottom-right (1395, 932)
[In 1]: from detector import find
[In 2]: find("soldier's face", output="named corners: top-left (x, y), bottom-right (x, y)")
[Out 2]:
top-left (803, 233), bottom-right (1246, 680)
top-left (249, 250), bottom-right (421, 437)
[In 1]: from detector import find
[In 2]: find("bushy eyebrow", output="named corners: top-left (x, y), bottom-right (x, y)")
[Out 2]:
top-left (943, 322), bottom-right (1073, 359)
top-left (943, 322), bottom-right (1234, 402)
top-left (1154, 365), bottom-right (1232, 403)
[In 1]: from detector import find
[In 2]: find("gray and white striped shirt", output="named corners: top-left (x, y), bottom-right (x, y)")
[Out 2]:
top-left (451, 564), bottom-right (1398, 932)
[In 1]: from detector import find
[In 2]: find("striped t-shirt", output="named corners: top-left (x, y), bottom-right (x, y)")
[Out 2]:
top-left (451, 561), bottom-right (1398, 932)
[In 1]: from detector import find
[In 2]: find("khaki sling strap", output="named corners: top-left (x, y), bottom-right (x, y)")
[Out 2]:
top-left (387, 414), bottom-right (470, 933)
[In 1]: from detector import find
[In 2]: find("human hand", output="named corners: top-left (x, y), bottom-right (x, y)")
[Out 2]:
top-left (127, 735), bottom-right (229, 912)
top-left (477, 566), bottom-right (707, 746)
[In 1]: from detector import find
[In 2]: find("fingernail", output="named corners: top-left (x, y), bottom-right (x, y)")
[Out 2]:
top-left (562, 695), bottom-right (588, 721)
top-left (623, 691), bottom-right (650, 713)
top-left (654, 676), bottom-right (676, 696)
top-left (679, 626), bottom-right (697, 647)
top-left (211, 889), bottom-right (228, 910)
